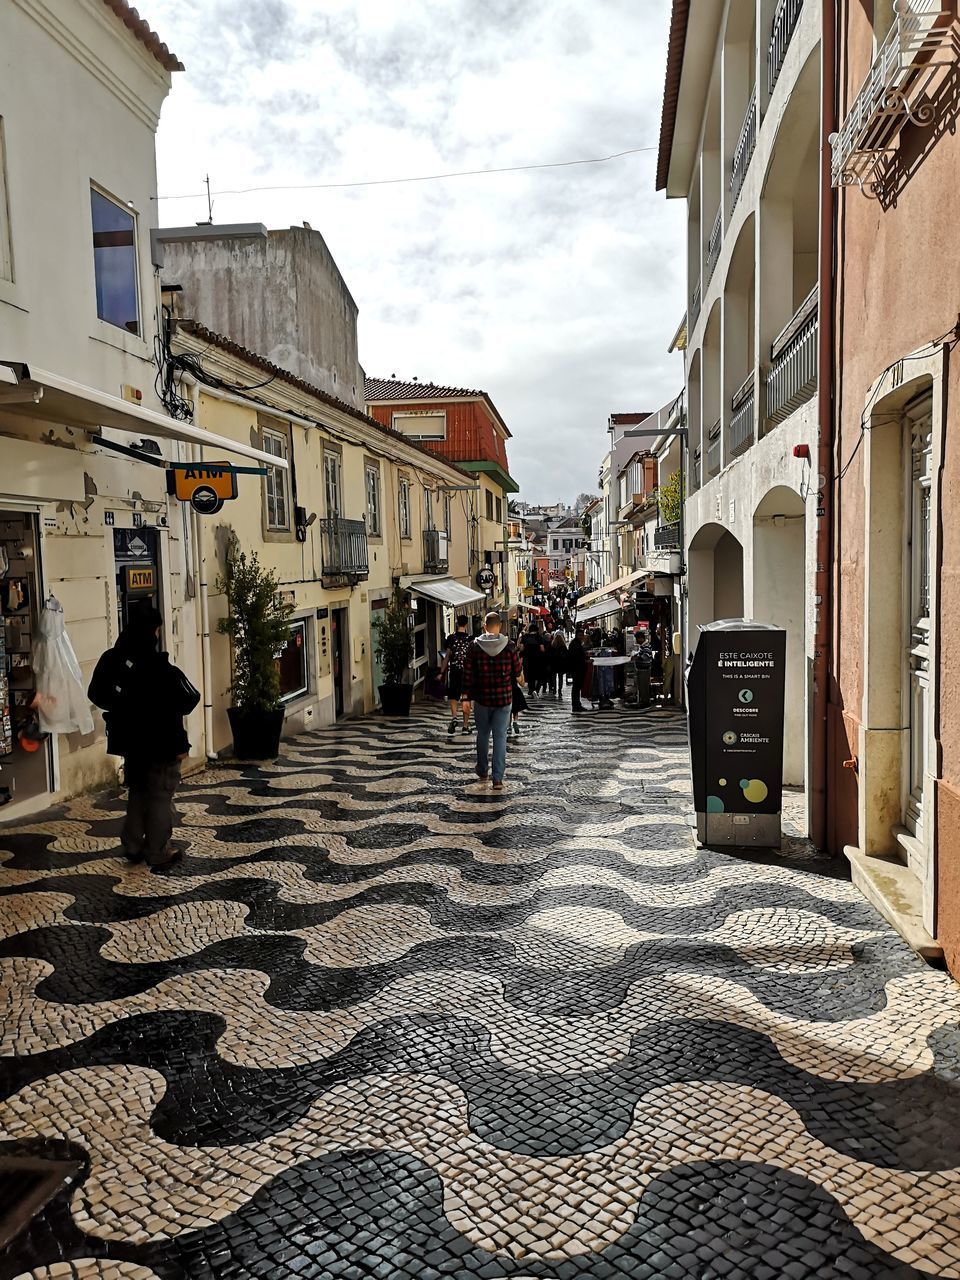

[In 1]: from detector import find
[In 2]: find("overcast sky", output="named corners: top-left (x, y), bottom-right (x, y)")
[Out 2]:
top-left (150, 0), bottom-right (685, 504)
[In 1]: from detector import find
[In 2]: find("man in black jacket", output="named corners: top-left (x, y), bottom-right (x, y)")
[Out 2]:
top-left (567, 624), bottom-right (589, 713)
top-left (88, 607), bottom-right (200, 868)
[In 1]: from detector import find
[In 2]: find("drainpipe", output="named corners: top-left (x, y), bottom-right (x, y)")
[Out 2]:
top-left (811, 0), bottom-right (837, 852)
top-left (189, 444), bottom-right (217, 762)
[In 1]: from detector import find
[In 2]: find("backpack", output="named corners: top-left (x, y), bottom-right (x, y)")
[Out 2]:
top-left (447, 633), bottom-right (473, 671)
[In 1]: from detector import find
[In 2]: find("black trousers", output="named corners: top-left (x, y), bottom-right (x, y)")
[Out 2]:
top-left (122, 759), bottom-right (181, 864)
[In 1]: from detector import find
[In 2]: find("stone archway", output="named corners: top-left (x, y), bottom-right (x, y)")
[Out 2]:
top-left (688, 523), bottom-right (745, 643)
top-left (753, 485), bottom-right (806, 786)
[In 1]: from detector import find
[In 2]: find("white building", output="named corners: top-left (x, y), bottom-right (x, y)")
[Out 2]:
top-left (0, 0), bottom-right (281, 815)
top-left (657, 0), bottom-right (823, 820)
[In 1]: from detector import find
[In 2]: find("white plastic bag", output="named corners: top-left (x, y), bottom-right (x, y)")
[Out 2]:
top-left (34, 599), bottom-right (95, 736)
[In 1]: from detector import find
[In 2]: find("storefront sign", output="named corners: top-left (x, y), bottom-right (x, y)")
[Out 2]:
top-left (476, 567), bottom-right (495, 591)
top-left (125, 566), bottom-right (155, 591)
top-left (168, 462), bottom-right (238, 516)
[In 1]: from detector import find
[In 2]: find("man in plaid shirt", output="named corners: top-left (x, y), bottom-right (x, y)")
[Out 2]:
top-left (461, 610), bottom-right (523, 790)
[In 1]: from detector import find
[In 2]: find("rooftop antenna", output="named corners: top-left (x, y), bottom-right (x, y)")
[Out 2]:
top-left (196, 174), bottom-right (214, 226)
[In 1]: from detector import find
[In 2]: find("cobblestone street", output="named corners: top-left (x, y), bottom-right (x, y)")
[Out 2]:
top-left (2, 700), bottom-right (960, 1279)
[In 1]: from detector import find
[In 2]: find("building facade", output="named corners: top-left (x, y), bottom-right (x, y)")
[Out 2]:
top-left (365, 379), bottom-right (519, 609)
top-left (657, 0), bottom-right (824, 819)
top-left (827, 0), bottom-right (960, 965)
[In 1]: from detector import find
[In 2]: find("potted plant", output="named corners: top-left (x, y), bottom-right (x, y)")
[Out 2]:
top-left (374, 588), bottom-right (414, 716)
top-left (217, 546), bottom-right (294, 759)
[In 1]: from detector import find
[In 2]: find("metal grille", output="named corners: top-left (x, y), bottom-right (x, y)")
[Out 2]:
top-left (318, 517), bottom-right (369, 579)
top-left (706, 208), bottom-right (723, 284)
top-left (730, 377), bottom-right (756, 456)
top-left (766, 286), bottom-right (819, 425)
top-left (768, 0), bottom-right (804, 94)
top-left (731, 88), bottom-right (758, 206)
top-left (423, 528), bottom-right (449, 574)
top-left (690, 277), bottom-right (702, 330)
top-left (706, 421), bottom-right (722, 478)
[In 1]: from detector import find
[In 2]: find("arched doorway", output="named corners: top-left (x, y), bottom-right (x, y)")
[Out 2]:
top-left (753, 486), bottom-right (806, 787)
top-left (688, 523), bottom-right (745, 643)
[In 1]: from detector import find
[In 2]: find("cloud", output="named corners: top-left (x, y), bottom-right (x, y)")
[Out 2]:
top-left (150, 0), bottom-right (684, 502)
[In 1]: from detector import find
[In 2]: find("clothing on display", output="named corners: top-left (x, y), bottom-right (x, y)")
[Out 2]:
top-left (34, 596), bottom-right (95, 736)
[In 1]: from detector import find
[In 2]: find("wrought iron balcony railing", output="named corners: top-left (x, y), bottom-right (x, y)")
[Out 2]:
top-left (423, 528), bottom-right (449, 574)
top-left (766, 285), bottom-right (818, 426)
top-left (831, 1), bottom-right (955, 195)
top-left (690, 277), bottom-right (702, 330)
top-left (729, 374), bottom-right (756, 456)
top-left (706, 207), bottom-right (723, 284)
top-left (731, 87), bottom-right (758, 207)
top-left (318, 517), bottom-right (369, 579)
top-left (654, 521), bottom-right (682, 551)
top-left (768, 0), bottom-right (804, 94)
top-left (691, 447), bottom-right (702, 492)
top-left (706, 421), bottom-right (722, 478)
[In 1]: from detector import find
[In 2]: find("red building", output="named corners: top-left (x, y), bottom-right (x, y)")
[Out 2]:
top-left (365, 379), bottom-right (519, 604)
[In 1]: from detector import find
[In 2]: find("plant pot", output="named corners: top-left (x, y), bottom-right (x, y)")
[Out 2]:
top-left (380, 683), bottom-right (413, 716)
top-left (227, 705), bottom-right (285, 760)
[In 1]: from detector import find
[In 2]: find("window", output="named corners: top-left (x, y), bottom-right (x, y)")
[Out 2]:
top-left (365, 463), bottom-right (381, 536)
top-left (444, 494), bottom-right (452, 542)
top-left (261, 428), bottom-right (290, 530)
top-left (399, 477), bottom-right (411, 539)
top-left (324, 452), bottom-right (342, 518)
top-left (495, 497), bottom-right (503, 523)
top-left (485, 489), bottom-right (494, 521)
top-left (91, 187), bottom-right (139, 334)
top-left (424, 488), bottom-right (435, 531)
top-left (392, 411), bottom-right (446, 440)
top-left (0, 119), bottom-right (11, 283)
top-left (277, 619), bottom-right (309, 702)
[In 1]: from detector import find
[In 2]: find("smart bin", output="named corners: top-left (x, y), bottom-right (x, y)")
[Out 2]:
top-left (686, 620), bottom-right (787, 848)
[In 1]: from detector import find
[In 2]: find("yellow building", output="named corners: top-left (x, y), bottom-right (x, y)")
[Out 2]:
top-left (170, 321), bottom-right (480, 753)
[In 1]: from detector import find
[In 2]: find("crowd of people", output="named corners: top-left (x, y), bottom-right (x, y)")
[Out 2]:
top-left (438, 584), bottom-right (674, 790)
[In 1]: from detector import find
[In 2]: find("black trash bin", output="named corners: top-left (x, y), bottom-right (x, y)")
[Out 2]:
top-left (686, 620), bottom-right (786, 848)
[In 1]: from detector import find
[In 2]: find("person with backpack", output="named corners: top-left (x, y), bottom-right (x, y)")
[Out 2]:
top-left (440, 614), bottom-right (474, 737)
top-left (547, 630), bottom-right (569, 697)
top-left (461, 610), bottom-right (523, 791)
top-left (88, 606), bottom-right (200, 869)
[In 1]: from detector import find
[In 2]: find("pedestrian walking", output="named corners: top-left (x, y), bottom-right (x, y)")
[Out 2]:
top-left (461, 610), bottom-right (523, 790)
top-left (88, 607), bottom-right (200, 869)
top-left (568, 624), bottom-right (589, 713)
top-left (548, 630), bottom-right (568, 697)
top-left (511, 673), bottom-right (528, 737)
top-left (440, 614), bottom-right (474, 737)
top-left (521, 621), bottom-right (547, 696)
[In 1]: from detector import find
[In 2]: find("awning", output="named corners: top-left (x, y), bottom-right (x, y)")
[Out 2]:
top-left (404, 576), bottom-right (485, 607)
top-left (0, 363), bottom-right (288, 470)
top-left (576, 568), bottom-right (648, 609)
top-left (576, 598), bottom-right (621, 624)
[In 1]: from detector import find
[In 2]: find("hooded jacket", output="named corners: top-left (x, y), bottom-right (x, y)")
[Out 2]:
top-left (88, 627), bottom-right (200, 761)
top-left (462, 633), bottom-right (522, 708)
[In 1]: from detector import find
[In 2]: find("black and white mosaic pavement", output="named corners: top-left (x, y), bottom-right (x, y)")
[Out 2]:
top-left (2, 698), bottom-right (960, 1279)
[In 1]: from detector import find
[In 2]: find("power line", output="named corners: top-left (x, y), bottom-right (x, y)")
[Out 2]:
top-left (153, 146), bottom-right (657, 201)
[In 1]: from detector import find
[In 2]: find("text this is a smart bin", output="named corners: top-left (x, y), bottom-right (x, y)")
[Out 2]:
top-left (687, 621), bottom-right (787, 848)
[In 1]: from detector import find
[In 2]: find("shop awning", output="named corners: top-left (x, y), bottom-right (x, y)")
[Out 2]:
top-left (576, 598), bottom-right (621, 624)
top-left (0, 363), bottom-right (288, 470)
top-left (575, 568), bottom-right (648, 609)
top-left (404, 576), bottom-right (485, 607)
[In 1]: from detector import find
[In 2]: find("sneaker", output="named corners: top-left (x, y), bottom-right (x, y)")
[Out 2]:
top-left (447, 720), bottom-right (457, 736)
top-left (147, 847), bottom-right (183, 871)
top-left (512, 721), bottom-right (520, 736)
top-left (492, 780), bottom-right (504, 791)
top-left (461, 725), bottom-right (471, 734)
top-left (475, 765), bottom-right (488, 781)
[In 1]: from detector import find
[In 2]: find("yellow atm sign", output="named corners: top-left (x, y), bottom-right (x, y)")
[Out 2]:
top-left (126, 566), bottom-right (155, 591)
top-left (172, 463), bottom-right (237, 503)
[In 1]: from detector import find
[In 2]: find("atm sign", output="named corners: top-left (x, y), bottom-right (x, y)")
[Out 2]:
top-left (172, 463), bottom-right (238, 504)
top-left (126, 566), bottom-right (155, 591)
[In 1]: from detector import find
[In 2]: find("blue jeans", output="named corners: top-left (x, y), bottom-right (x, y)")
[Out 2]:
top-left (474, 702), bottom-right (512, 782)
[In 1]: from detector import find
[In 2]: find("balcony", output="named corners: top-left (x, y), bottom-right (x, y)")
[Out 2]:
top-left (706, 207), bottom-right (722, 284)
top-left (730, 87), bottom-right (758, 207)
top-left (318, 517), bottom-right (369, 580)
top-left (768, 0), bottom-right (804, 94)
top-left (831, 1), bottom-right (955, 195)
top-left (692, 446), bottom-right (702, 492)
top-left (690, 277), bottom-right (702, 330)
top-left (766, 285), bottom-right (818, 426)
top-left (423, 528), bottom-right (449, 574)
top-left (730, 374), bottom-right (756, 456)
top-left (654, 521), bottom-right (682, 551)
top-left (706, 420), bottom-right (722, 479)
